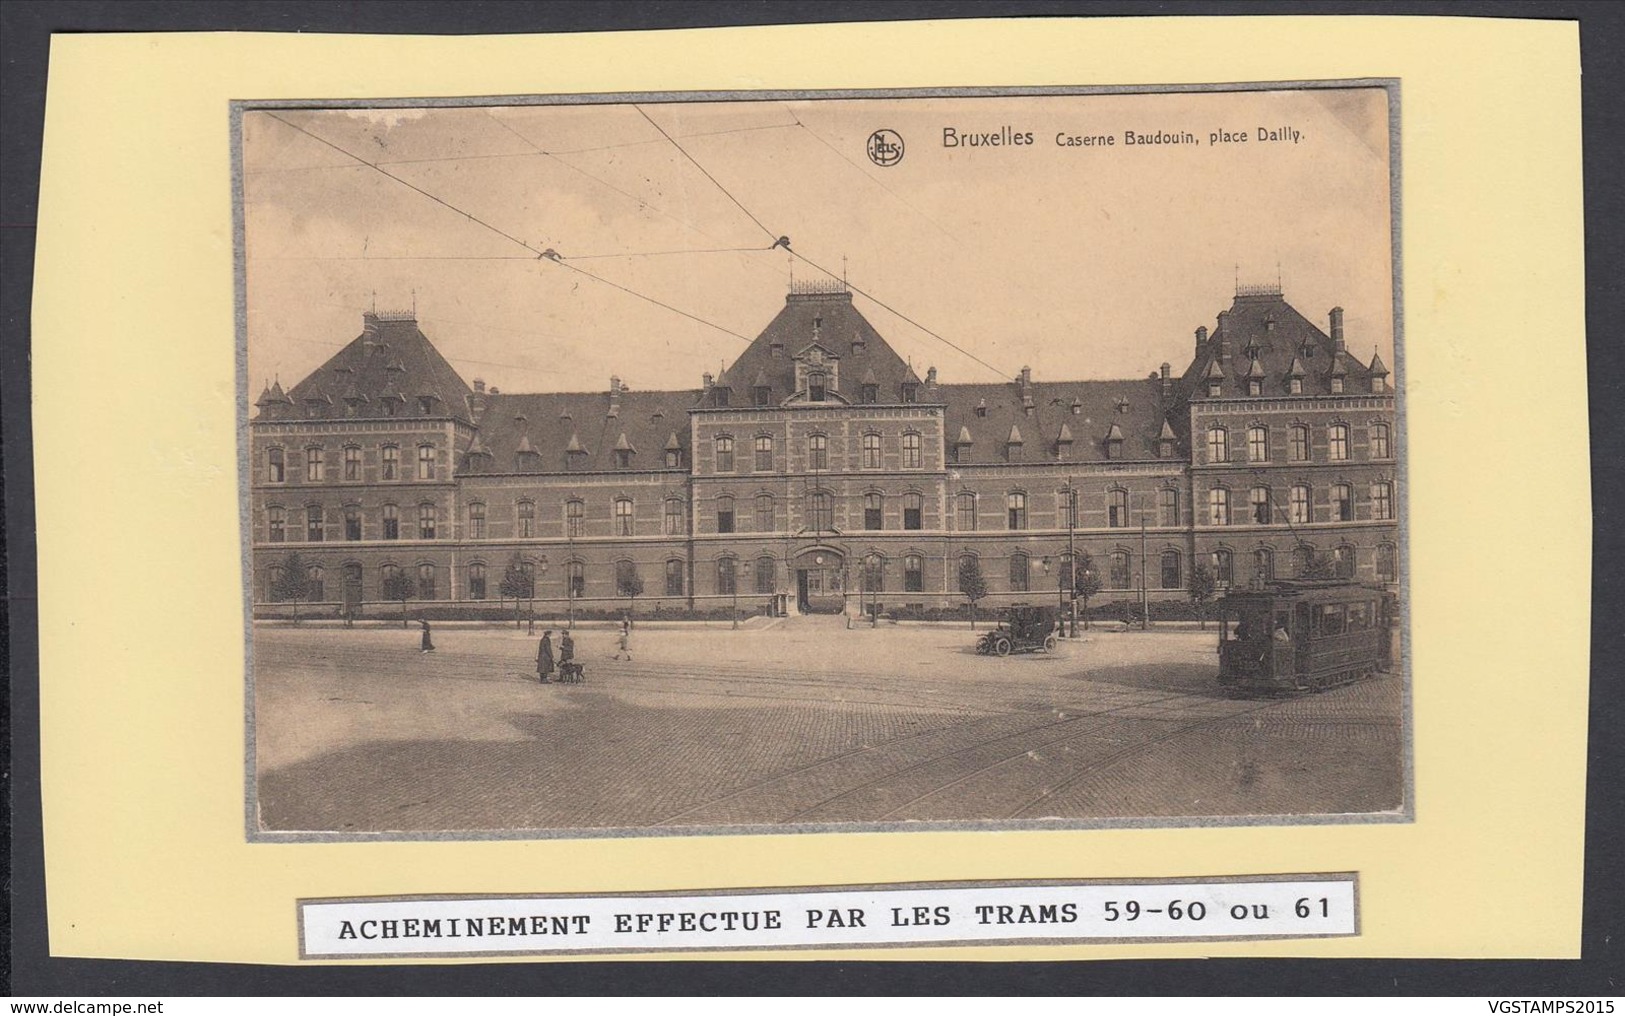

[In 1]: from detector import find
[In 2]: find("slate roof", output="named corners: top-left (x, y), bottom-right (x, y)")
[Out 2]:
top-left (261, 313), bottom-right (475, 424)
top-left (1177, 291), bottom-right (1380, 400)
top-left (461, 388), bottom-right (697, 474)
top-left (939, 377), bottom-right (1180, 464)
top-left (703, 289), bottom-right (919, 407)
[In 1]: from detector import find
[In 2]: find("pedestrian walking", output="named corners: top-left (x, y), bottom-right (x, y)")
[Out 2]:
top-left (419, 618), bottom-right (435, 654)
top-left (614, 615), bottom-right (632, 660)
top-left (537, 630), bottom-right (555, 683)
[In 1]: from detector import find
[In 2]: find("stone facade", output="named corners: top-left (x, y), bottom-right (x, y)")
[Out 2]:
top-left (249, 283), bottom-right (1399, 617)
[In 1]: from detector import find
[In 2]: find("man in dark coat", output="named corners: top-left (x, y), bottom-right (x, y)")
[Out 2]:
top-left (537, 631), bottom-right (555, 683)
top-left (419, 619), bottom-right (435, 653)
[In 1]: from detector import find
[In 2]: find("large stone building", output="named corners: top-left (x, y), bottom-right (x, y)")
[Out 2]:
top-left (249, 279), bottom-right (1399, 618)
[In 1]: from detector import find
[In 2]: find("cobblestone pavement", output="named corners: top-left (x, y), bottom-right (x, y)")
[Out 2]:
top-left (252, 617), bottom-right (1405, 834)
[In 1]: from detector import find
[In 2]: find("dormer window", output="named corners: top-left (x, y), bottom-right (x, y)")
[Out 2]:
top-left (418, 396), bottom-right (435, 415)
top-left (664, 449), bottom-right (683, 468)
top-left (615, 449), bottom-right (633, 469)
top-left (1070, 399), bottom-right (1082, 415)
top-left (1208, 380), bottom-right (1223, 397)
top-left (862, 384), bottom-right (878, 404)
top-left (1331, 376), bottom-right (1345, 394)
top-left (809, 373), bottom-right (826, 403)
top-left (975, 401), bottom-right (988, 418)
top-left (1248, 379), bottom-right (1263, 397)
top-left (770, 341), bottom-right (784, 359)
top-left (714, 386), bottom-right (731, 407)
top-left (901, 383), bottom-right (918, 403)
top-left (753, 385), bottom-right (771, 407)
top-left (1289, 377), bottom-right (1303, 394)
top-left (1158, 436), bottom-right (1175, 458)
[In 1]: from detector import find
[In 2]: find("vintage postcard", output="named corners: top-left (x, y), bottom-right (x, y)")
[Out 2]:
top-left (241, 85), bottom-right (1406, 841)
top-left (29, 18), bottom-right (1587, 964)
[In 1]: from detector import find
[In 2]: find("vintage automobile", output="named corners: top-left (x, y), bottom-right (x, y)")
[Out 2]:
top-left (977, 605), bottom-right (1060, 656)
top-left (1216, 580), bottom-right (1396, 694)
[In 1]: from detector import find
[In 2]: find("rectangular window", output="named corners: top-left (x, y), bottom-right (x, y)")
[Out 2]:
top-left (755, 558), bottom-right (776, 595)
top-left (417, 445), bottom-right (435, 480)
top-left (1207, 429), bottom-right (1227, 464)
top-left (344, 446), bottom-right (361, 481)
top-left (344, 506), bottom-right (361, 541)
top-left (1290, 486), bottom-right (1311, 525)
top-left (469, 503), bottom-right (486, 539)
top-left (808, 435), bottom-right (828, 471)
top-left (864, 494), bottom-right (882, 531)
top-left (902, 433), bottom-right (922, 469)
top-left (614, 499), bottom-right (634, 537)
top-left (862, 434), bottom-right (882, 469)
top-left (1009, 555), bottom-right (1029, 592)
top-left (1377, 544), bottom-right (1397, 583)
top-left (716, 559), bottom-right (737, 596)
top-left (566, 501), bottom-right (584, 538)
top-left (306, 505), bottom-right (324, 541)
top-left (418, 504), bottom-right (436, 540)
top-left (1329, 425), bottom-right (1350, 461)
top-left (306, 447), bottom-right (324, 482)
top-left (382, 505), bottom-right (399, 540)
top-left (755, 435), bottom-right (773, 472)
top-left (1209, 489), bottom-right (1229, 526)
top-left (615, 560), bottom-right (639, 597)
top-left (267, 508), bottom-right (285, 543)
top-left (468, 564), bottom-right (487, 600)
top-left (753, 386), bottom-right (771, 407)
top-left (1372, 424), bottom-right (1392, 459)
top-left (811, 492), bottom-right (833, 532)
top-left (665, 560), bottom-right (684, 597)
top-left (614, 449), bottom-right (632, 469)
top-left (1372, 482), bottom-right (1393, 520)
top-left (1212, 550), bottom-right (1233, 586)
top-left (568, 561), bottom-right (585, 598)
top-left (1247, 427), bottom-right (1268, 463)
top-left (1007, 493), bottom-right (1027, 531)
top-left (267, 447), bottom-right (285, 483)
top-left (1110, 552), bottom-right (1131, 589)
top-left (716, 499), bottom-right (735, 534)
top-left (665, 499), bottom-right (684, 536)
top-left (1333, 484), bottom-right (1353, 522)
top-left (1109, 490), bottom-right (1129, 528)
top-left (518, 502), bottom-right (535, 538)
top-left (381, 446), bottom-right (398, 480)
top-left (714, 387), bottom-right (731, 407)
top-left (755, 495), bottom-right (774, 533)
top-left (1161, 552), bottom-right (1181, 589)
top-left (904, 556), bottom-right (923, 593)
top-left (1251, 487), bottom-right (1272, 525)
top-left (1060, 489), bottom-right (1078, 530)
top-left (417, 564), bottom-right (436, 600)
top-left (957, 494), bottom-right (976, 532)
top-left (1289, 427), bottom-right (1309, 462)
top-left (1159, 488), bottom-right (1178, 527)
top-left (715, 437), bottom-right (734, 473)
top-left (903, 496), bottom-right (922, 531)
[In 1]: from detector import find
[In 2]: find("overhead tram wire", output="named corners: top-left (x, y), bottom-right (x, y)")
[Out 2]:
top-left (628, 105), bottom-right (1008, 381)
top-left (634, 105), bottom-right (779, 244)
top-left (787, 249), bottom-right (1007, 380)
top-left (478, 110), bottom-right (787, 287)
top-left (261, 112), bottom-right (754, 344)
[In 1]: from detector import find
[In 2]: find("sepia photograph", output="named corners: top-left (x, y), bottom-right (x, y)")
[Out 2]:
top-left (240, 84), bottom-right (1406, 840)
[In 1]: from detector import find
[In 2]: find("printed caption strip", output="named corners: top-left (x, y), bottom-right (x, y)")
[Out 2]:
top-left (300, 874), bottom-right (1358, 958)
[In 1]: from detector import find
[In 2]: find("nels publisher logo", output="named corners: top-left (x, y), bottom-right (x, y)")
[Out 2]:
top-left (866, 129), bottom-right (904, 167)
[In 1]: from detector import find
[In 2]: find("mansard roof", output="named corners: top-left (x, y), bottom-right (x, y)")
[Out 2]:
top-left (461, 387), bottom-right (698, 473)
top-left (702, 287), bottom-right (915, 407)
top-left (940, 376), bottom-right (1179, 463)
top-left (1178, 290), bottom-right (1381, 400)
top-left (264, 312), bottom-right (475, 423)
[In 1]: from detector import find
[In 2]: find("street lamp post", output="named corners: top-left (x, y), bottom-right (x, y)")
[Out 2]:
top-left (866, 554), bottom-right (880, 628)
top-left (1139, 516), bottom-right (1150, 631)
top-left (1066, 481), bottom-right (1078, 638)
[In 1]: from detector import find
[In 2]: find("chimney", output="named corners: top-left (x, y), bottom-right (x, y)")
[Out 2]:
top-left (1160, 362), bottom-right (1172, 398)
top-left (702, 372), bottom-right (714, 392)
top-left (608, 376), bottom-right (621, 417)
top-left (1195, 325), bottom-right (1208, 353)
top-left (473, 378), bottom-right (486, 394)
top-left (1019, 366), bottom-right (1032, 388)
top-left (468, 378), bottom-right (488, 421)
top-left (925, 366), bottom-right (938, 399)
top-left (1330, 307), bottom-right (1346, 352)
top-left (363, 311), bottom-right (380, 337)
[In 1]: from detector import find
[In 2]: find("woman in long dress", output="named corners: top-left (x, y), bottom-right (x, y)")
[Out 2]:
top-left (419, 619), bottom-right (435, 653)
top-left (537, 631), bottom-right (555, 683)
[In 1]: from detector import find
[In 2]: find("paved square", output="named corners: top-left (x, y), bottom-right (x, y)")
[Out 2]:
top-left (252, 617), bottom-right (1404, 834)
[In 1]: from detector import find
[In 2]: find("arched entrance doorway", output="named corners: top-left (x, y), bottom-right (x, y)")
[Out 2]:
top-left (793, 546), bottom-right (846, 614)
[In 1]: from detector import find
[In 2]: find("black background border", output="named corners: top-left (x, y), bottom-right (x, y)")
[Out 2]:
top-left (5, 1), bottom-right (1621, 996)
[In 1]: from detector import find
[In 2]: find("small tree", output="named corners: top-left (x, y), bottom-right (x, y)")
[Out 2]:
top-left (1188, 562), bottom-right (1217, 629)
top-left (381, 569), bottom-right (414, 628)
top-left (957, 556), bottom-right (988, 630)
top-left (499, 553), bottom-right (531, 628)
top-left (1072, 552), bottom-right (1103, 631)
top-left (617, 561), bottom-right (645, 617)
top-left (270, 551), bottom-right (313, 624)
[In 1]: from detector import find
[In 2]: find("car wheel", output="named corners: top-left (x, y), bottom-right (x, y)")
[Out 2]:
top-left (994, 637), bottom-right (1012, 657)
top-left (1044, 634), bottom-right (1058, 653)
